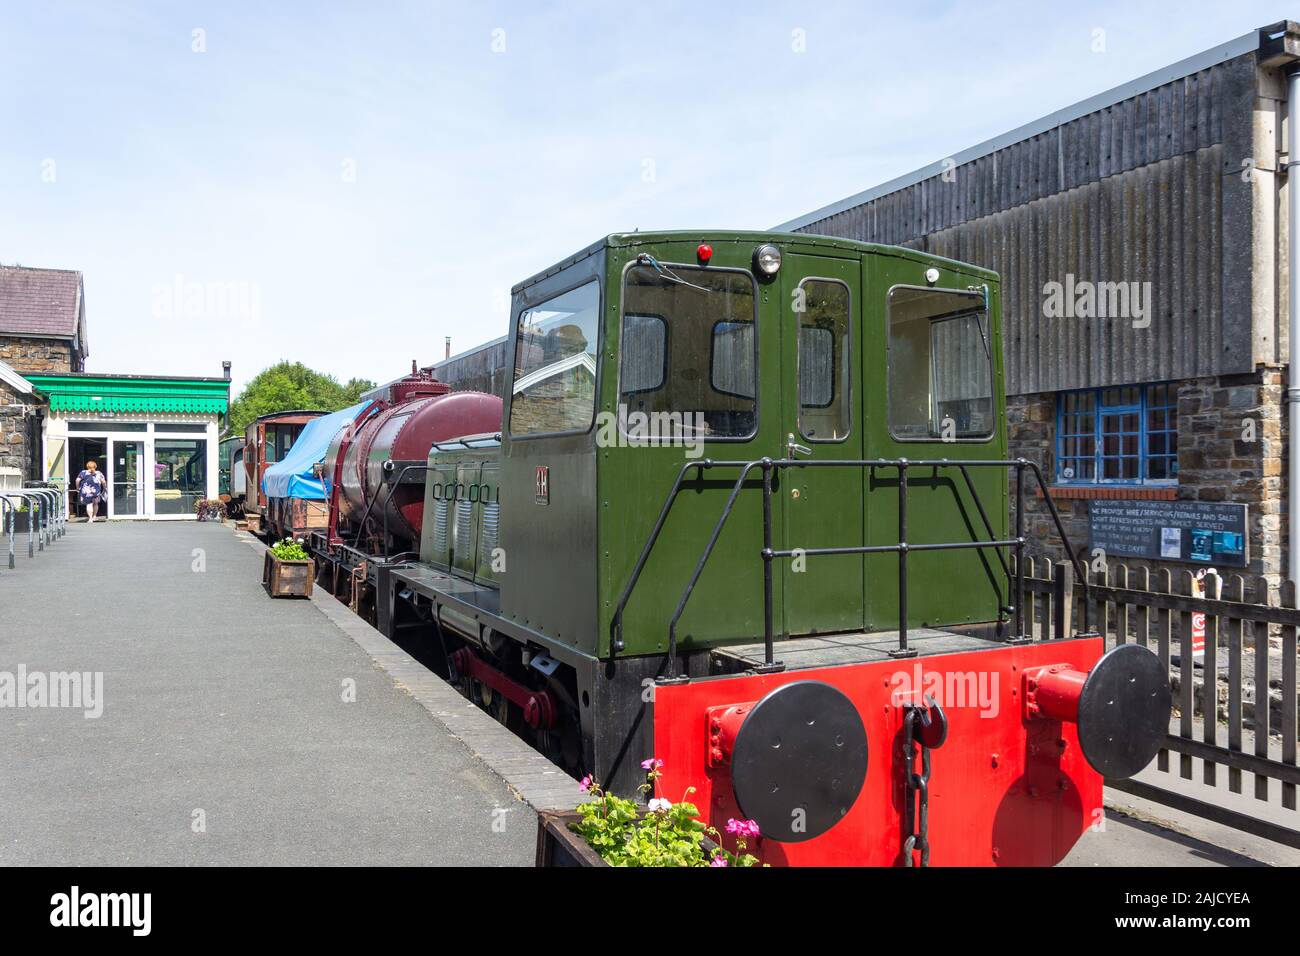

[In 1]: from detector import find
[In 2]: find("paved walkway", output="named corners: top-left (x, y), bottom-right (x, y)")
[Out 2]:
top-left (0, 521), bottom-right (535, 865)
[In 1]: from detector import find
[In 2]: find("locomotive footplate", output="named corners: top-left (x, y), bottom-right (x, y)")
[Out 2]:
top-left (710, 627), bottom-right (992, 674)
top-left (391, 564), bottom-right (501, 615)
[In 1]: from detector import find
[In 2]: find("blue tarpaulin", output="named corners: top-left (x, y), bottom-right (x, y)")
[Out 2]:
top-left (261, 403), bottom-right (367, 500)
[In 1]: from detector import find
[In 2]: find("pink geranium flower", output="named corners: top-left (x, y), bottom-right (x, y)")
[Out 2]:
top-left (725, 818), bottom-right (761, 839)
top-left (640, 757), bottom-right (663, 771)
top-left (710, 855), bottom-right (729, 867)
top-left (579, 774), bottom-right (593, 792)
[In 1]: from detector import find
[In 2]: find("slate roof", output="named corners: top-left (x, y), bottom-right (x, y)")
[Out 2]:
top-left (0, 266), bottom-right (84, 341)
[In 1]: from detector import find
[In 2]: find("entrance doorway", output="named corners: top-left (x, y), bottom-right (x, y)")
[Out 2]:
top-left (68, 437), bottom-right (107, 519)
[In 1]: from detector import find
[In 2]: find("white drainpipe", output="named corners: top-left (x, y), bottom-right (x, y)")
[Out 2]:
top-left (1289, 69), bottom-right (1300, 581)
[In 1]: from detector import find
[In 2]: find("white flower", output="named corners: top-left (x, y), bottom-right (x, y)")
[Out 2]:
top-left (647, 798), bottom-right (672, 813)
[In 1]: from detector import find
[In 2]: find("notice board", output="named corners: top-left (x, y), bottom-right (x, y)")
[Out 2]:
top-left (1087, 498), bottom-right (1248, 568)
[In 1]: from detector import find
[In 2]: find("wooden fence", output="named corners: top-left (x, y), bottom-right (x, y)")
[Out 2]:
top-left (1016, 557), bottom-right (1300, 849)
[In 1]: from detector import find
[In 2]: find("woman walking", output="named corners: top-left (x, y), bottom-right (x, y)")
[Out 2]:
top-left (76, 460), bottom-right (107, 522)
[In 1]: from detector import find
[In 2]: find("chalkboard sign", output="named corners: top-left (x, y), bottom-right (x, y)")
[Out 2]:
top-left (1087, 499), bottom-right (1248, 568)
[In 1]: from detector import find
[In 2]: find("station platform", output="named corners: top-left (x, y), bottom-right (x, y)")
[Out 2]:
top-left (0, 520), bottom-right (546, 866)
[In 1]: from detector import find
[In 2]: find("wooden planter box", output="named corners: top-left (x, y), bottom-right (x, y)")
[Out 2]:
top-left (535, 809), bottom-right (726, 868)
top-left (263, 551), bottom-right (313, 599)
top-left (535, 811), bottom-right (609, 867)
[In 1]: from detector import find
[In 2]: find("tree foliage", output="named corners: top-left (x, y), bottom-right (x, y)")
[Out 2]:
top-left (227, 361), bottom-right (376, 435)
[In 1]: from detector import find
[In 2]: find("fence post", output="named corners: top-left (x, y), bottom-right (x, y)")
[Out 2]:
top-left (1114, 564), bottom-right (1129, 646)
top-left (1052, 560), bottom-right (1074, 640)
top-left (1281, 579), bottom-right (1296, 811)
top-left (1252, 575), bottom-right (1273, 802)
top-left (1178, 570), bottom-right (1195, 780)
top-left (1155, 568), bottom-right (1173, 773)
top-left (1203, 570), bottom-right (1222, 787)
top-left (1225, 574), bottom-right (1244, 794)
top-left (1025, 556), bottom-right (1037, 640)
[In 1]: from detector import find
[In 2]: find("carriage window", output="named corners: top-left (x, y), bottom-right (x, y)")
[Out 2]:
top-left (510, 280), bottom-right (601, 436)
top-left (799, 279), bottom-right (851, 441)
top-left (887, 286), bottom-right (993, 440)
top-left (619, 313), bottom-right (666, 394)
top-left (619, 264), bottom-right (757, 439)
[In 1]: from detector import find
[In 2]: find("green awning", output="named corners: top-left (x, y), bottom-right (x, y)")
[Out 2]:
top-left (27, 374), bottom-right (230, 415)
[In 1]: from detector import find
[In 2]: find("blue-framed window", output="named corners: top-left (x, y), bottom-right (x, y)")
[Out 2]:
top-left (1056, 384), bottom-right (1177, 484)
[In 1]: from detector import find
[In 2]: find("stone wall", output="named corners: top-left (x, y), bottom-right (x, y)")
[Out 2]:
top-left (0, 334), bottom-right (78, 374)
top-left (0, 379), bottom-right (34, 479)
top-left (1007, 367), bottom-right (1286, 591)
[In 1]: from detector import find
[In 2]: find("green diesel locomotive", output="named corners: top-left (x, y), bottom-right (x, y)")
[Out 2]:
top-left (389, 233), bottom-right (1016, 776)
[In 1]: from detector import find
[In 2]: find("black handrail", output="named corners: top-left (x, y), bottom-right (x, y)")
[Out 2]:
top-left (615, 456), bottom-right (1089, 677)
top-left (957, 463), bottom-right (1010, 592)
top-left (380, 464), bottom-right (429, 561)
top-left (610, 458), bottom-right (729, 655)
top-left (663, 460), bottom-right (765, 675)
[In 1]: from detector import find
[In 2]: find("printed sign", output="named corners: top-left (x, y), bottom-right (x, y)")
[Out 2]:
top-left (1087, 499), bottom-right (1248, 568)
top-left (1189, 568), bottom-right (1216, 660)
top-left (1160, 526), bottom-right (1181, 558)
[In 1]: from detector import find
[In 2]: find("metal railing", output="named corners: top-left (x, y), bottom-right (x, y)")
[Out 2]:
top-left (1, 486), bottom-right (66, 567)
top-left (0, 496), bottom-right (14, 568)
top-left (611, 456), bottom-right (1088, 676)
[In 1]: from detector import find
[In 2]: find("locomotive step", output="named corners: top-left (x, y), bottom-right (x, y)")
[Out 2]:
top-left (710, 627), bottom-right (993, 673)
top-left (392, 563), bottom-right (500, 614)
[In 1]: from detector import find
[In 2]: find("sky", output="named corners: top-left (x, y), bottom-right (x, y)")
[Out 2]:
top-left (0, 1), bottom-right (1290, 396)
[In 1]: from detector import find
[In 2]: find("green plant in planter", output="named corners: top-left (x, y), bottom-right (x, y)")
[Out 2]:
top-left (571, 758), bottom-right (760, 867)
top-left (270, 538), bottom-right (309, 561)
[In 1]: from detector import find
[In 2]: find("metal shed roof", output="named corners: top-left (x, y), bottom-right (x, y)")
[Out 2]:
top-left (774, 28), bottom-right (1263, 232)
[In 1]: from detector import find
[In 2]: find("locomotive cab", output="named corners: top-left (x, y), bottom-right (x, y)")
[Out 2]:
top-left (483, 232), bottom-right (1011, 661)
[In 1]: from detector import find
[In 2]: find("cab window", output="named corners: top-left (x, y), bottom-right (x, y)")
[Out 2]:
top-left (619, 264), bottom-right (757, 440)
top-left (798, 279), bottom-right (851, 441)
top-left (263, 426), bottom-right (280, 463)
top-left (887, 286), bottom-right (993, 440)
top-left (619, 313), bottom-right (667, 394)
top-left (509, 281), bottom-right (601, 436)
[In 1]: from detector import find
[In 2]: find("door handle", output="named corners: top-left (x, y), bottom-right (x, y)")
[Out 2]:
top-left (786, 433), bottom-right (812, 459)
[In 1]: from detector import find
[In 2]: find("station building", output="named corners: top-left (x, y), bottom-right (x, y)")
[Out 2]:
top-left (777, 21), bottom-right (1300, 591)
top-left (0, 264), bottom-right (231, 518)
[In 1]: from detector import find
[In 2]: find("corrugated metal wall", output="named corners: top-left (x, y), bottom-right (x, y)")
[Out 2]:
top-left (796, 53), bottom-right (1272, 395)
top-left (431, 338), bottom-right (510, 398)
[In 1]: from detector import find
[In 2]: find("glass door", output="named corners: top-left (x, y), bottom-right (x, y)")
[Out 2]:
top-left (109, 440), bottom-right (143, 517)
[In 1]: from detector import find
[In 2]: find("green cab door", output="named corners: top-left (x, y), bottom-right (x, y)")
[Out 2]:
top-left (862, 253), bottom-right (1008, 635)
top-left (775, 253), bottom-right (866, 638)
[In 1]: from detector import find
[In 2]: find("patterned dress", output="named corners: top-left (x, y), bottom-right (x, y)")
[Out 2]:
top-left (76, 469), bottom-right (106, 505)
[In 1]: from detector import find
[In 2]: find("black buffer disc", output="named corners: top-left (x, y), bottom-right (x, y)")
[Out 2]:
top-left (1077, 643), bottom-right (1172, 779)
top-left (729, 680), bottom-right (868, 843)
